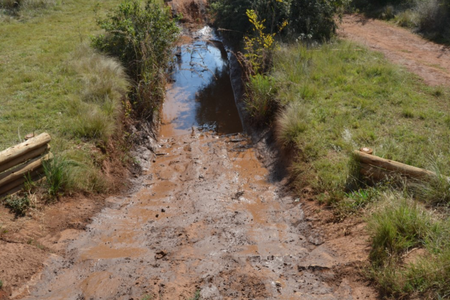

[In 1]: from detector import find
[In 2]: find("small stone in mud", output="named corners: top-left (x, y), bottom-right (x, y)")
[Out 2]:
top-left (161, 209), bottom-right (165, 213)
top-left (156, 214), bottom-right (159, 218)
top-left (155, 251), bottom-right (167, 260)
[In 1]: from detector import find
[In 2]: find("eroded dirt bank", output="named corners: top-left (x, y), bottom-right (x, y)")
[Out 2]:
top-left (338, 14), bottom-right (450, 86)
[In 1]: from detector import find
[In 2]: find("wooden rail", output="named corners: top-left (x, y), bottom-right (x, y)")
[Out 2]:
top-left (353, 149), bottom-right (437, 181)
top-left (0, 133), bottom-right (52, 198)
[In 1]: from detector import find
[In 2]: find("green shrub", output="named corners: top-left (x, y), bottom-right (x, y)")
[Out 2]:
top-left (210, 0), bottom-right (290, 40)
top-left (245, 74), bottom-right (278, 123)
top-left (395, 9), bottom-right (419, 28)
top-left (4, 195), bottom-right (30, 216)
top-left (92, 0), bottom-right (179, 120)
top-left (210, 0), bottom-right (345, 41)
top-left (288, 0), bottom-right (345, 40)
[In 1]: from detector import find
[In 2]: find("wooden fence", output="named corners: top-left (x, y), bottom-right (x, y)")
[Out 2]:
top-left (0, 133), bottom-right (52, 198)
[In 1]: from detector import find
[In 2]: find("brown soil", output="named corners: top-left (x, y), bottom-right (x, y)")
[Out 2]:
top-left (0, 140), bottom-right (133, 299)
top-left (21, 128), bottom-right (376, 299)
top-left (338, 14), bottom-right (450, 86)
top-left (168, 0), bottom-right (208, 28)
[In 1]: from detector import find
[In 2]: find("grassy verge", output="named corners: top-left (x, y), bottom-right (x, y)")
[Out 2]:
top-left (270, 40), bottom-right (450, 203)
top-left (0, 0), bottom-right (130, 197)
top-left (247, 39), bottom-right (450, 297)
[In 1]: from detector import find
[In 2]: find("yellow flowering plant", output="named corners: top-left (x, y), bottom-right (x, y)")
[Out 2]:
top-left (242, 7), bottom-right (287, 75)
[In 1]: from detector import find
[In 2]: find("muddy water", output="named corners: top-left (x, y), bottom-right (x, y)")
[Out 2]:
top-left (161, 27), bottom-right (243, 137)
top-left (23, 27), bottom-right (360, 300)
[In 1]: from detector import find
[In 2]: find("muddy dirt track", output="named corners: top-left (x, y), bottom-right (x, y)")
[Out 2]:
top-left (19, 21), bottom-right (374, 298)
top-left (23, 130), bottom-right (372, 299)
top-left (338, 14), bottom-right (450, 86)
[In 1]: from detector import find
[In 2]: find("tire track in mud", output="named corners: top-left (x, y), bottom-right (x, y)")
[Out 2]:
top-left (23, 131), bottom-right (362, 299)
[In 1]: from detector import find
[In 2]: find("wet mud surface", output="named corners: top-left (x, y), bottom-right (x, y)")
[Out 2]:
top-left (25, 131), bottom-right (368, 299)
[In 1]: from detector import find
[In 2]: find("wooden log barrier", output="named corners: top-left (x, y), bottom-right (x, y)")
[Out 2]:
top-left (354, 150), bottom-right (437, 181)
top-left (0, 133), bottom-right (51, 173)
top-left (0, 153), bottom-right (53, 187)
top-left (0, 133), bottom-right (52, 198)
top-left (0, 168), bottom-right (43, 196)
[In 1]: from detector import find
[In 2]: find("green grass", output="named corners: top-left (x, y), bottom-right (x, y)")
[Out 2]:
top-left (188, 290), bottom-right (201, 300)
top-left (367, 193), bottom-right (450, 298)
top-left (368, 197), bottom-right (437, 266)
top-left (245, 74), bottom-right (278, 123)
top-left (270, 40), bottom-right (450, 203)
top-left (0, 0), bottom-right (129, 194)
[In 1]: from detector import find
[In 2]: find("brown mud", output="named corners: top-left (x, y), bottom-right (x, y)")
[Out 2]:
top-left (0, 140), bottom-right (133, 300)
top-left (338, 14), bottom-right (450, 86)
top-left (22, 129), bottom-right (374, 299)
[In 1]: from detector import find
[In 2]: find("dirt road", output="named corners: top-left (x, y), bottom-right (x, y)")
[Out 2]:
top-left (338, 14), bottom-right (450, 86)
top-left (22, 130), bottom-right (370, 299)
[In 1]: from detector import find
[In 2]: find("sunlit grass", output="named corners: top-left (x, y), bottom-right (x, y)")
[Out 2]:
top-left (367, 192), bottom-right (450, 298)
top-left (0, 0), bottom-right (127, 193)
top-left (271, 40), bottom-right (450, 202)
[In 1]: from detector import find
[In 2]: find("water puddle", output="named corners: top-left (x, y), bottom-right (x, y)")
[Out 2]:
top-left (161, 26), bottom-right (243, 137)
